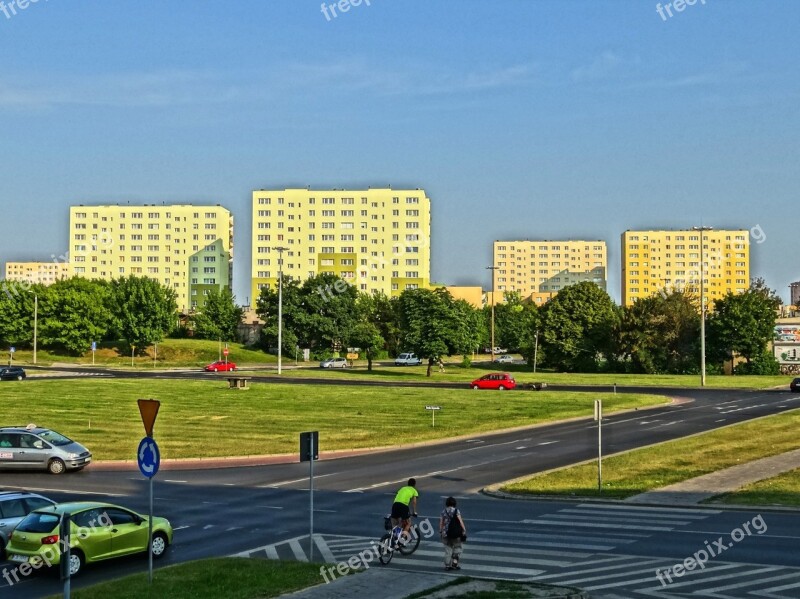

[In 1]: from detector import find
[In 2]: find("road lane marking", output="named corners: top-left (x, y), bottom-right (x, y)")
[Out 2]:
top-left (256, 505), bottom-right (284, 510)
top-left (260, 473), bottom-right (336, 488)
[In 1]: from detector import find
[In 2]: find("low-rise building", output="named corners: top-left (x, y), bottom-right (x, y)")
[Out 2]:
top-left (4, 262), bottom-right (69, 286)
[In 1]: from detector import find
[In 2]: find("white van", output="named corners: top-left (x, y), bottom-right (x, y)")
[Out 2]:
top-left (394, 353), bottom-right (422, 366)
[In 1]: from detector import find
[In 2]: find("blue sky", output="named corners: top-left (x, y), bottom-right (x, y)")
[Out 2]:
top-left (1, 0), bottom-right (798, 304)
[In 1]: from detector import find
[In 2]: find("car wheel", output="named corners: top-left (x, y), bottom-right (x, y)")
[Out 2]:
top-left (68, 549), bottom-right (85, 576)
top-left (16, 375), bottom-right (23, 381)
top-left (213, 368), bottom-right (218, 372)
top-left (151, 532), bottom-right (169, 558)
top-left (48, 458), bottom-right (66, 475)
top-left (498, 385), bottom-right (506, 390)
top-left (472, 385), bottom-right (480, 390)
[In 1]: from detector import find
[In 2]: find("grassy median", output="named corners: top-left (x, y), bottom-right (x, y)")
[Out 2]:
top-left (502, 409), bottom-right (800, 500)
top-left (713, 467), bottom-right (800, 507)
top-left (0, 379), bottom-right (666, 460)
top-left (53, 558), bottom-right (323, 599)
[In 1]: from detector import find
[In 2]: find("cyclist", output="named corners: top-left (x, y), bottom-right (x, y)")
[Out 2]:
top-left (391, 478), bottom-right (418, 536)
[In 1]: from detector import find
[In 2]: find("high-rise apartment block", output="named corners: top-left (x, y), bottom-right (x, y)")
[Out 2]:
top-left (5, 262), bottom-right (69, 286)
top-left (68, 204), bottom-right (233, 312)
top-left (492, 240), bottom-right (607, 305)
top-left (251, 188), bottom-right (431, 301)
top-left (620, 229), bottom-right (749, 307)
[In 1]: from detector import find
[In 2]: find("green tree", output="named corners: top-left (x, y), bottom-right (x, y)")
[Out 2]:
top-left (540, 282), bottom-right (618, 372)
top-left (707, 278), bottom-right (781, 370)
top-left (255, 275), bottom-right (303, 354)
top-left (39, 278), bottom-right (114, 355)
top-left (398, 288), bottom-right (482, 376)
top-left (0, 281), bottom-right (39, 347)
top-left (111, 276), bottom-right (178, 353)
top-left (192, 288), bottom-right (244, 342)
top-left (618, 291), bottom-right (700, 374)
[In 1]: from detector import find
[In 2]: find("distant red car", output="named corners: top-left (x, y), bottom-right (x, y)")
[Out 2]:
top-left (470, 372), bottom-right (516, 390)
top-left (205, 361), bottom-right (237, 372)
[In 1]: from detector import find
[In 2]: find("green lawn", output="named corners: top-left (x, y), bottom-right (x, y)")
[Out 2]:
top-left (502, 409), bottom-right (800, 499)
top-left (712, 467), bottom-right (800, 507)
top-left (274, 364), bottom-right (792, 390)
top-left (8, 338), bottom-right (276, 368)
top-left (5, 341), bottom-right (791, 389)
top-left (52, 558), bottom-right (323, 599)
top-left (0, 379), bottom-right (666, 460)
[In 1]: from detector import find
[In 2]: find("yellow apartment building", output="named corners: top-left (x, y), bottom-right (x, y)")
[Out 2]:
top-left (251, 188), bottom-right (431, 301)
top-left (5, 262), bottom-right (69, 286)
top-left (492, 240), bottom-right (607, 305)
top-left (445, 285), bottom-right (484, 309)
top-left (69, 204), bottom-right (233, 312)
top-left (620, 229), bottom-right (750, 307)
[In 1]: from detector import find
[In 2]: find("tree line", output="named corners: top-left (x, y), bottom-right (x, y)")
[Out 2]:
top-left (0, 273), bottom-right (782, 376)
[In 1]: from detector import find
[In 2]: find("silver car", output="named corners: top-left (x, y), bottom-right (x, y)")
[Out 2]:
top-left (0, 425), bottom-right (92, 474)
top-left (0, 491), bottom-right (56, 557)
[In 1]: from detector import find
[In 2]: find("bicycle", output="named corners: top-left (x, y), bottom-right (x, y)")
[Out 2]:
top-left (378, 514), bottom-right (422, 565)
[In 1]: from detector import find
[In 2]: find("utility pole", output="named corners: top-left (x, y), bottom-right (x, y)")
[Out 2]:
top-left (486, 265), bottom-right (499, 362)
top-left (273, 246), bottom-right (288, 375)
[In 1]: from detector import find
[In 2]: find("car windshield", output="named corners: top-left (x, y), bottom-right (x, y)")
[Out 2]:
top-left (16, 511), bottom-right (60, 533)
top-left (37, 430), bottom-right (73, 446)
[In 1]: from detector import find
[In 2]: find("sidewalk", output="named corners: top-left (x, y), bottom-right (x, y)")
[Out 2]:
top-left (277, 568), bottom-right (588, 599)
top-left (626, 448), bottom-right (800, 505)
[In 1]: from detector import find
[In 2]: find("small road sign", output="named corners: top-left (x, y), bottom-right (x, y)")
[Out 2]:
top-left (223, 347), bottom-right (229, 356)
top-left (137, 399), bottom-right (160, 438)
top-left (300, 431), bottom-right (319, 462)
top-left (9, 347), bottom-right (15, 353)
top-left (137, 437), bottom-right (160, 478)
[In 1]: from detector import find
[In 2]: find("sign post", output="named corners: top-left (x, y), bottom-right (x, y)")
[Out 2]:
top-left (300, 431), bottom-right (319, 560)
top-left (9, 346), bottom-right (14, 365)
top-left (223, 345), bottom-right (229, 366)
top-left (60, 511), bottom-right (72, 598)
top-left (425, 405), bottom-right (441, 427)
top-left (91, 341), bottom-right (96, 366)
top-left (594, 399), bottom-right (602, 493)
top-left (137, 399), bottom-right (161, 584)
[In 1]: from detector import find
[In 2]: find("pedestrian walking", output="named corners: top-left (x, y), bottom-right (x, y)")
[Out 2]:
top-left (437, 357), bottom-right (445, 372)
top-left (439, 496), bottom-right (466, 570)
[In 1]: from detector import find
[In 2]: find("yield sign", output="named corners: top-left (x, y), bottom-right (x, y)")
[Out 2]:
top-left (137, 399), bottom-right (160, 438)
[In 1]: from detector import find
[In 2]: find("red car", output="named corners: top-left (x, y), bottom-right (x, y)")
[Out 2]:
top-left (204, 361), bottom-right (237, 372)
top-left (470, 372), bottom-right (516, 390)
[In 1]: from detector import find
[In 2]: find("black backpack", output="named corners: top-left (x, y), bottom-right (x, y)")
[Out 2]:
top-left (446, 509), bottom-right (464, 539)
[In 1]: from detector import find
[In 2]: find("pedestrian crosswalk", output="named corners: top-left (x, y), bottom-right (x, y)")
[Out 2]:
top-left (234, 503), bottom-right (800, 598)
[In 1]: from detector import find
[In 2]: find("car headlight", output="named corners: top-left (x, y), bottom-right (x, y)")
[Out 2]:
top-left (68, 453), bottom-right (80, 459)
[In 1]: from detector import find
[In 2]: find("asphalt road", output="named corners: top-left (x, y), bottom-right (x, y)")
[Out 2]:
top-left (2, 381), bottom-right (800, 598)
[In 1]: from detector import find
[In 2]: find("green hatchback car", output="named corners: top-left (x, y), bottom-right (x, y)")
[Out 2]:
top-left (5, 501), bottom-right (173, 576)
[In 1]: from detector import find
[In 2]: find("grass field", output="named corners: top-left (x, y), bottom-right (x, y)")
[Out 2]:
top-left (55, 558), bottom-right (324, 599)
top-left (502, 409), bottom-right (800, 499)
top-left (8, 338), bottom-right (276, 368)
top-left (712, 467), bottom-right (800, 507)
top-left (0, 379), bottom-right (667, 460)
top-left (272, 364), bottom-right (793, 390)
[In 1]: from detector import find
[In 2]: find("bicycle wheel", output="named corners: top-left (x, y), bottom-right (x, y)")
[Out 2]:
top-left (378, 533), bottom-right (394, 564)
top-left (398, 525), bottom-right (421, 555)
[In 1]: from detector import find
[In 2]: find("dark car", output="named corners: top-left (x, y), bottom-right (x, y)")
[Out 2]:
top-left (0, 367), bottom-right (25, 381)
top-left (791, 378), bottom-right (800, 393)
top-left (470, 372), bottom-right (517, 390)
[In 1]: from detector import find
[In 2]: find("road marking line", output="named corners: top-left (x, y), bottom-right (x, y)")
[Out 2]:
top-left (164, 480), bottom-right (188, 483)
top-left (256, 505), bottom-right (284, 510)
top-left (261, 473), bottom-right (336, 488)
top-left (289, 538), bottom-right (308, 562)
top-left (173, 525), bottom-right (191, 531)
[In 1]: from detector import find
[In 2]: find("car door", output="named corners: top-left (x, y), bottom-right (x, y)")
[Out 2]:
top-left (17, 434), bottom-right (49, 469)
top-left (0, 433), bottom-right (24, 469)
top-left (72, 508), bottom-right (113, 561)
top-left (0, 498), bottom-right (27, 543)
top-left (105, 508), bottom-right (148, 557)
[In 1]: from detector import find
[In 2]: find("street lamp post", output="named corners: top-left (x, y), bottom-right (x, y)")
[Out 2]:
top-left (273, 246), bottom-right (288, 375)
top-left (693, 226), bottom-right (712, 387)
top-left (486, 266), bottom-right (499, 362)
top-left (32, 293), bottom-right (37, 365)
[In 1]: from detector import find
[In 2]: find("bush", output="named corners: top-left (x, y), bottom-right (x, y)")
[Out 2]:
top-left (461, 354), bottom-right (472, 368)
top-left (736, 352), bottom-right (781, 375)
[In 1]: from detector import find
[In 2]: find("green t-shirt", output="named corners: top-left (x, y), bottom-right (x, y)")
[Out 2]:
top-left (394, 485), bottom-right (418, 505)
